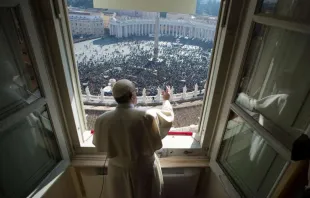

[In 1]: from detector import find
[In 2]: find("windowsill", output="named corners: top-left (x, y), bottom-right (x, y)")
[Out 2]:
top-left (81, 131), bottom-right (201, 149)
top-left (72, 155), bottom-right (209, 168)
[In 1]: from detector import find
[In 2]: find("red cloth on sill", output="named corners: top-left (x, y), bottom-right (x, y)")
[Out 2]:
top-left (91, 130), bottom-right (192, 136)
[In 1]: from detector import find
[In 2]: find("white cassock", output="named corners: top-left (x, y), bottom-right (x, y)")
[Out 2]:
top-left (236, 93), bottom-right (291, 161)
top-left (93, 100), bottom-right (174, 198)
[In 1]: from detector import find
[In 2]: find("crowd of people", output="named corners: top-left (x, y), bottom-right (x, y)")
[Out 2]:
top-left (75, 36), bottom-right (212, 96)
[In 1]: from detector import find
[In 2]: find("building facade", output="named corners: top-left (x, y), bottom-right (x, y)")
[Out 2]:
top-left (69, 12), bottom-right (104, 37)
top-left (109, 17), bottom-right (216, 41)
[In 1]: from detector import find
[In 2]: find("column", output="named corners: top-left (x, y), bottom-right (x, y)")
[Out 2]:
top-left (167, 25), bottom-right (169, 35)
top-left (127, 25), bottom-right (129, 36)
top-left (144, 24), bottom-right (146, 35)
top-left (174, 25), bottom-right (177, 36)
top-left (142, 24), bottom-right (144, 35)
top-left (121, 25), bottom-right (122, 37)
top-left (173, 25), bottom-right (177, 36)
top-left (191, 27), bottom-right (194, 38)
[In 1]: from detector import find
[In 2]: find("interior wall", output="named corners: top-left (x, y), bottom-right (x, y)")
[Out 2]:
top-left (43, 167), bottom-right (78, 198)
top-left (77, 167), bottom-right (228, 198)
top-left (197, 168), bottom-right (229, 198)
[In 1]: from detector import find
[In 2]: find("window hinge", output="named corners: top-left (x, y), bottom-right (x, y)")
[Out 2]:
top-left (52, 0), bottom-right (61, 19)
top-left (221, 0), bottom-right (231, 28)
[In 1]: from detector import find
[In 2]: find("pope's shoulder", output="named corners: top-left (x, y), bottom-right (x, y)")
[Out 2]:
top-left (96, 108), bottom-right (150, 121)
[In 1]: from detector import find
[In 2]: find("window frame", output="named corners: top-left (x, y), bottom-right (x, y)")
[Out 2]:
top-left (47, 0), bottom-right (233, 155)
top-left (208, 0), bottom-right (310, 196)
top-left (0, 0), bottom-right (71, 197)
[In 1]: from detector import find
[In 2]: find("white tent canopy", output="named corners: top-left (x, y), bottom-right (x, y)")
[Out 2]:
top-left (93, 0), bottom-right (197, 14)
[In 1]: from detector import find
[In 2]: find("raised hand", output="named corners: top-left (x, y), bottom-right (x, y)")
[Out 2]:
top-left (162, 86), bottom-right (171, 100)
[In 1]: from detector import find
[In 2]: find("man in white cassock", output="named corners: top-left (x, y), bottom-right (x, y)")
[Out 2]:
top-left (93, 79), bottom-right (174, 198)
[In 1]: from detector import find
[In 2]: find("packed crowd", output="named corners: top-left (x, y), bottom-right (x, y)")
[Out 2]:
top-left (75, 36), bottom-right (212, 96)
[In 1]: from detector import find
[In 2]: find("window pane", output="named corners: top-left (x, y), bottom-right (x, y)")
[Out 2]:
top-left (218, 111), bottom-right (286, 197)
top-left (258, 0), bottom-right (310, 23)
top-left (0, 8), bottom-right (42, 119)
top-left (67, 1), bottom-right (220, 141)
top-left (235, 24), bottom-right (310, 140)
top-left (0, 106), bottom-right (60, 197)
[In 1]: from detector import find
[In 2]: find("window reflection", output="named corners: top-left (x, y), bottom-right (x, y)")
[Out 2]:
top-left (258, 0), bottom-right (310, 23)
top-left (236, 24), bottom-right (310, 139)
top-left (0, 106), bottom-right (60, 197)
top-left (0, 8), bottom-right (41, 119)
top-left (218, 111), bottom-right (286, 197)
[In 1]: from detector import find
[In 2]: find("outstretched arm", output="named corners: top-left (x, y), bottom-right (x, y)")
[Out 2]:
top-left (146, 86), bottom-right (175, 139)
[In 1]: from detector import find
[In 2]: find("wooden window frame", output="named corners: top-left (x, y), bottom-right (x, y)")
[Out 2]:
top-left (39, 0), bottom-right (244, 156)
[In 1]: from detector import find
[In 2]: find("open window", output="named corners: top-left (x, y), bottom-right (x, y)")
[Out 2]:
top-left (209, 0), bottom-right (310, 196)
top-left (60, 0), bottom-right (224, 152)
top-left (0, 1), bottom-right (70, 197)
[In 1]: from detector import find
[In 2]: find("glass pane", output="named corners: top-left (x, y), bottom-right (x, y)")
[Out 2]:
top-left (258, 0), bottom-right (310, 23)
top-left (235, 24), bottom-right (310, 140)
top-left (0, 8), bottom-right (42, 119)
top-left (66, 0), bottom-right (220, 141)
top-left (0, 105), bottom-right (60, 197)
top-left (218, 111), bottom-right (286, 197)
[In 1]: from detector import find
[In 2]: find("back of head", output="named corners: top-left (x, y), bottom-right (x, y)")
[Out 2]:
top-left (112, 79), bottom-right (136, 104)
